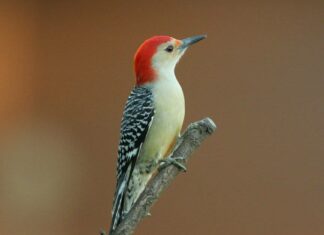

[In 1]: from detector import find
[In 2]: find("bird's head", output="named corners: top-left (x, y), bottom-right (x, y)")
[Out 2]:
top-left (134, 35), bottom-right (206, 86)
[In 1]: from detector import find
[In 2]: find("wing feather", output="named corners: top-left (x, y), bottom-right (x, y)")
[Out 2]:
top-left (110, 86), bottom-right (154, 233)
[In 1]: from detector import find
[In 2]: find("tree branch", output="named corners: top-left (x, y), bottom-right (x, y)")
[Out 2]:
top-left (110, 117), bottom-right (217, 235)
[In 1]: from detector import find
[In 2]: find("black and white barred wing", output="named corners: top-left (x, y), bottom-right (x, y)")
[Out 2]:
top-left (110, 86), bottom-right (154, 232)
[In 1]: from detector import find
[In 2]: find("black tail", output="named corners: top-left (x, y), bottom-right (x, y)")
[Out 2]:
top-left (109, 175), bottom-right (127, 234)
top-left (109, 151), bottom-right (138, 234)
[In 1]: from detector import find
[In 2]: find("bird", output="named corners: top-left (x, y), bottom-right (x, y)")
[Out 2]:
top-left (109, 34), bottom-right (206, 233)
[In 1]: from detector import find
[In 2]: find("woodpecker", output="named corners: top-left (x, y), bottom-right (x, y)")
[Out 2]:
top-left (109, 35), bottom-right (206, 233)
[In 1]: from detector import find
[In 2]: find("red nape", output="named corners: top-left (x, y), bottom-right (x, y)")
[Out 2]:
top-left (134, 36), bottom-right (172, 86)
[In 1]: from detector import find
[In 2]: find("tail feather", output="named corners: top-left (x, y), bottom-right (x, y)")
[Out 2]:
top-left (109, 186), bottom-right (125, 234)
top-left (109, 173), bottom-right (128, 234)
top-left (109, 163), bottom-right (133, 234)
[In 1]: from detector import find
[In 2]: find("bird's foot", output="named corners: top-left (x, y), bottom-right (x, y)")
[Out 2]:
top-left (158, 157), bottom-right (187, 172)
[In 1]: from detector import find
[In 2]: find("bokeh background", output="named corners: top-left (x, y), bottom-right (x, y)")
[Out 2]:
top-left (1, 1), bottom-right (323, 235)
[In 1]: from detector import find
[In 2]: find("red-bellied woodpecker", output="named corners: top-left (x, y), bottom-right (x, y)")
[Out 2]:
top-left (109, 35), bottom-right (206, 233)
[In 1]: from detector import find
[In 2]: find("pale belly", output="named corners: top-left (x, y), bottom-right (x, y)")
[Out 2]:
top-left (137, 79), bottom-right (185, 168)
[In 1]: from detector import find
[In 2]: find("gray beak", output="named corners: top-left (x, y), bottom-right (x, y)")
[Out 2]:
top-left (179, 35), bottom-right (207, 49)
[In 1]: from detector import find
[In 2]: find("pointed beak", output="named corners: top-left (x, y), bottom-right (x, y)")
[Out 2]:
top-left (179, 34), bottom-right (207, 50)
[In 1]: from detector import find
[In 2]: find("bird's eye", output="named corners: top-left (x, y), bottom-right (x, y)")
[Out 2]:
top-left (165, 45), bottom-right (174, 53)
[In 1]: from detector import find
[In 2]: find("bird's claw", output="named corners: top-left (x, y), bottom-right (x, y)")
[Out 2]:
top-left (158, 157), bottom-right (187, 172)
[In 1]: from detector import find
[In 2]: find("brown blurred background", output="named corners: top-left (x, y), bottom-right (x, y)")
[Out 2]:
top-left (0, 1), bottom-right (323, 235)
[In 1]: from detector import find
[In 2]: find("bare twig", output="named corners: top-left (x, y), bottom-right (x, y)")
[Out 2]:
top-left (109, 117), bottom-right (217, 235)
